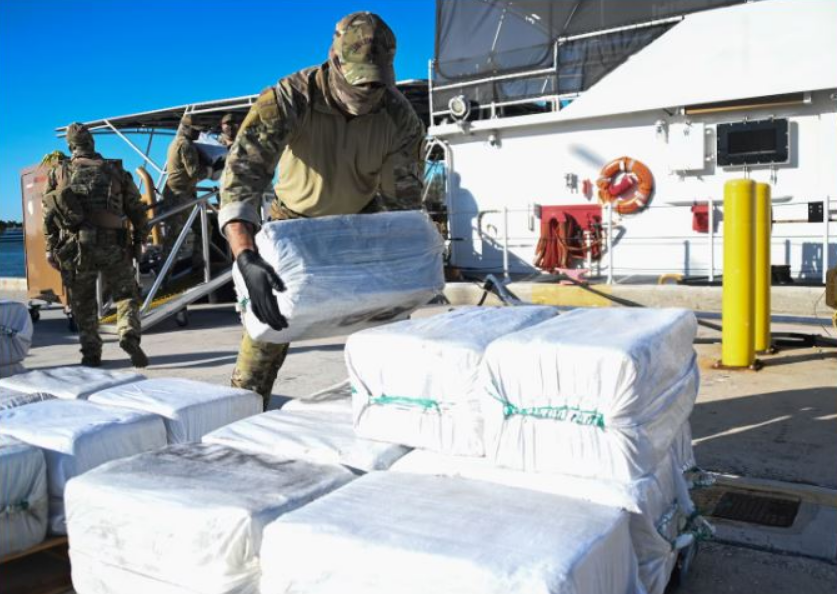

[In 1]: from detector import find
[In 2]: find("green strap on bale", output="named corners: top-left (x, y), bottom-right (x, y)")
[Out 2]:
top-left (370, 395), bottom-right (440, 412)
top-left (501, 401), bottom-right (605, 429)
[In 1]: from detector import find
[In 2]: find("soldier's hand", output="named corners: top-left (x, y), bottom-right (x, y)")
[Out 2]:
top-left (236, 249), bottom-right (288, 331)
top-left (46, 251), bottom-right (60, 270)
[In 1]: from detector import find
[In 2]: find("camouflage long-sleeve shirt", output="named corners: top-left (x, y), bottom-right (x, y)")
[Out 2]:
top-left (219, 63), bottom-right (425, 231)
top-left (164, 134), bottom-right (202, 197)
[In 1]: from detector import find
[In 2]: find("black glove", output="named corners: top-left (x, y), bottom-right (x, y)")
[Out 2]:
top-left (236, 249), bottom-right (288, 331)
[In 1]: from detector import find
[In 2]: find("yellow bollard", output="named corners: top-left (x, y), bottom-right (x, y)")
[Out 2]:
top-left (754, 183), bottom-right (772, 353)
top-left (720, 179), bottom-right (756, 368)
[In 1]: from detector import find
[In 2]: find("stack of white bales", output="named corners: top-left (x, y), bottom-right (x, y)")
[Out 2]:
top-left (347, 306), bottom-right (559, 455)
top-left (346, 306), bottom-right (704, 594)
top-left (233, 211), bottom-right (445, 344)
top-left (66, 443), bottom-right (355, 594)
top-left (0, 367), bottom-right (144, 400)
top-left (0, 300), bottom-right (34, 378)
top-left (88, 378), bottom-right (262, 444)
top-left (0, 399), bottom-right (167, 534)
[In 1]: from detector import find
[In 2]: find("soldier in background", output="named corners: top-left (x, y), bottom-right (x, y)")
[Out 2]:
top-left (161, 114), bottom-right (207, 266)
top-left (42, 123), bottom-right (149, 367)
top-left (219, 12), bottom-right (425, 409)
top-left (218, 113), bottom-right (240, 148)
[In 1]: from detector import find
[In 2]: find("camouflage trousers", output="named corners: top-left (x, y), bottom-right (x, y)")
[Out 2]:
top-left (231, 333), bottom-right (289, 410)
top-left (68, 258), bottom-right (141, 360)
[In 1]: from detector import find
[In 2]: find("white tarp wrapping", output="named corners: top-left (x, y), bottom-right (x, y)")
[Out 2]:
top-left (261, 472), bottom-right (644, 594)
top-left (203, 409), bottom-right (409, 472)
top-left (0, 400), bottom-right (166, 534)
top-left (282, 381), bottom-right (353, 417)
top-left (88, 378), bottom-right (263, 444)
top-left (0, 300), bottom-right (33, 367)
top-left (0, 387), bottom-right (53, 411)
top-left (233, 211), bottom-right (445, 344)
top-left (347, 306), bottom-right (559, 455)
top-left (482, 308), bottom-right (699, 481)
top-left (0, 366), bottom-right (144, 400)
top-left (0, 435), bottom-right (48, 558)
top-left (390, 423), bottom-right (701, 594)
top-left (66, 443), bottom-right (355, 594)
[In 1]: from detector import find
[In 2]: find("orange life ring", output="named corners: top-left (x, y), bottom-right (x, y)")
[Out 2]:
top-left (596, 156), bottom-right (654, 215)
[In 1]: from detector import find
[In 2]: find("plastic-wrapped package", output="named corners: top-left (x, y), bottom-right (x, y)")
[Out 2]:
top-left (233, 212), bottom-right (445, 344)
top-left (66, 443), bottom-right (355, 594)
top-left (260, 472), bottom-right (643, 594)
top-left (0, 435), bottom-right (48, 558)
top-left (482, 308), bottom-right (698, 480)
top-left (347, 306), bottom-right (559, 455)
top-left (0, 387), bottom-right (53, 411)
top-left (0, 300), bottom-right (33, 367)
top-left (390, 423), bottom-right (700, 594)
top-left (0, 366), bottom-right (144, 400)
top-left (88, 378), bottom-right (262, 444)
top-left (204, 409), bottom-right (409, 472)
top-left (0, 400), bottom-right (166, 533)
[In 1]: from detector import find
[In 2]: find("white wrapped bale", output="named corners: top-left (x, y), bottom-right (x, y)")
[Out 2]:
top-left (0, 400), bottom-right (166, 533)
top-left (347, 306), bottom-right (559, 455)
top-left (89, 378), bottom-right (262, 444)
top-left (0, 366), bottom-right (144, 400)
top-left (0, 435), bottom-right (48, 558)
top-left (482, 308), bottom-right (699, 481)
top-left (390, 423), bottom-right (702, 594)
top-left (233, 211), bottom-right (445, 344)
top-left (66, 443), bottom-right (355, 594)
top-left (0, 300), bottom-right (33, 367)
top-left (0, 386), bottom-right (53, 411)
top-left (260, 472), bottom-right (642, 594)
top-left (204, 409), bottom-right (409, 472)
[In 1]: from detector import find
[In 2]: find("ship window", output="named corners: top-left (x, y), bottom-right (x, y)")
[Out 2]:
top-left (717, 119), bottom-right (789, 166)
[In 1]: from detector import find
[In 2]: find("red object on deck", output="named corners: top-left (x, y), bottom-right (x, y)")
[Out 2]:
top-left (691, 203), bottom-right (710, 233)
top-left (534, 205), bottom-right (603, 272)
top-left (608, 175), bottom-right (635, 197)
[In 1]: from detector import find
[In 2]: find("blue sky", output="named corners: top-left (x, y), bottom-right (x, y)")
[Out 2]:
top-left (0, 0), bottom-right (435, 222)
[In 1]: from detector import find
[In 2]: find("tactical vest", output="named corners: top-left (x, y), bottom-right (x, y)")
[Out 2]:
top-left (69, 157), bottom-right (125, 217)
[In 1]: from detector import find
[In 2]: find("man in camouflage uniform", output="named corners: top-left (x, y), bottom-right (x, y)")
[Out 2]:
top-left (162, 114), bottom-right (207, 264)
top-left (43, 123), bottom-right (149, 367)
top-left (219, 12), bottom-right (425, 409)
top-left (217, 113), bottom-right (240, 148)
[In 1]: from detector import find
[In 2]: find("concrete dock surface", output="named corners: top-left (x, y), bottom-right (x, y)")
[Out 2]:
top-left (4, 292), bottom-right (836, 593)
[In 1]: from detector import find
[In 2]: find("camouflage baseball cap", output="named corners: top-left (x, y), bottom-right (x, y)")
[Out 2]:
top-left (332, 12), bottom-right (396, 86)
top-left (66, 122), bottom-right (94, 147)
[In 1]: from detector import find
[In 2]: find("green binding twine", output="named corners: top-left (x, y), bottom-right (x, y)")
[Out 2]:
top-left (501, 402), bottom-right (605, 428)
top-left (370, 395), bottom-right (440, 412)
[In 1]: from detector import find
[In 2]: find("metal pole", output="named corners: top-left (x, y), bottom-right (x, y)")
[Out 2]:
top-left (103, 120), bottom-right (165, 174)
top-left (606, 202), bottom-right (614, 285)
top-left (200, 203), bottom-right (211, 284)
top-left (503, 206), bottom-right (510, 280)
top-left (708, 198), bottom-right (715, 282)
top-left (824, 197), bottom-right (830, 285)
top-left (585, 231), bottom-right (593, 272)
top-left (428, 59), bottom-right (434, 126)
top-left (142, 205), bottom-right (200, 312)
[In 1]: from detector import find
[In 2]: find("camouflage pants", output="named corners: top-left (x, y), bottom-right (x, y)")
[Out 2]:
top-left (68, 258), bottom-right (141, 359)
top-left (231, 332), bottom-right (289, 410)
